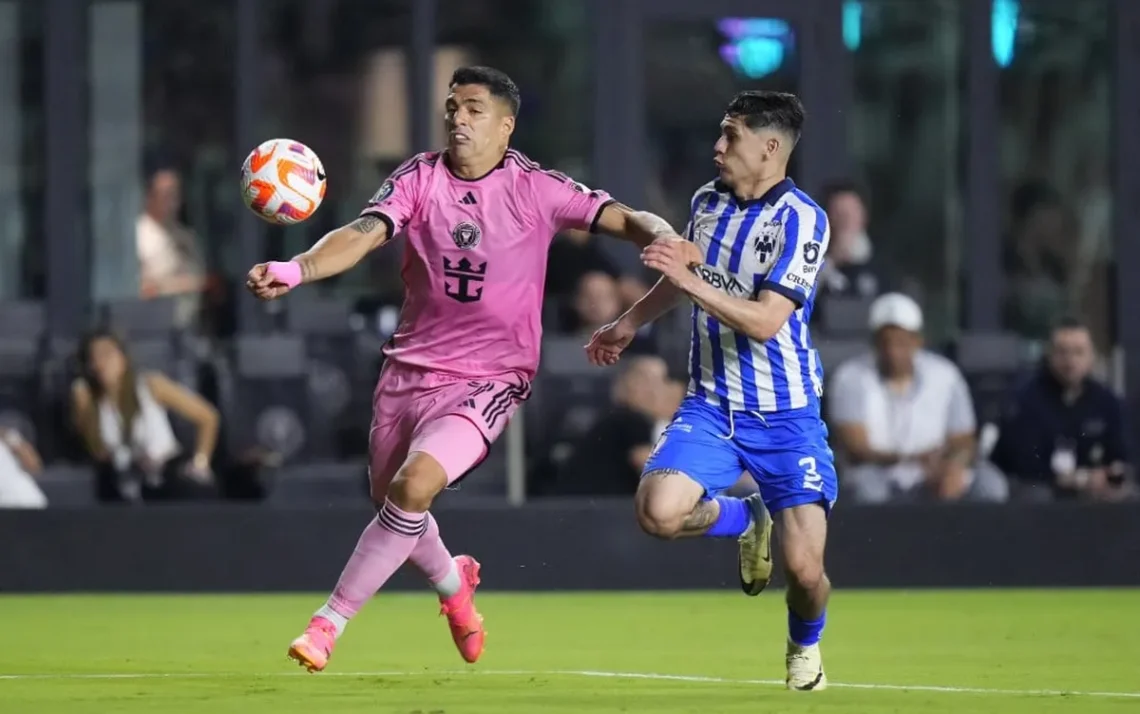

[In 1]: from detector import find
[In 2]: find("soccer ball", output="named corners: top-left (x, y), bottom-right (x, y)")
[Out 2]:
top-left (240, 138), bottom-right (327, 225)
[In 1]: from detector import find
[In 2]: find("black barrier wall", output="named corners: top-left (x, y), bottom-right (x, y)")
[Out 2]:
top-left (2, 502), bottom-right (1138, 592)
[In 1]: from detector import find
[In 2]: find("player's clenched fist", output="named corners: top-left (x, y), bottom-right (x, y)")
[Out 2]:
top-left (245, 261), bottom-right (299, 300)
top-left (585, 318), bottom-right (638, 367)
top-left (641, 237), bottom-right (702, 289)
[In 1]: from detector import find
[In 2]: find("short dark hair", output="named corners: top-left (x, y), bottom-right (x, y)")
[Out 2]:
top-left (450, 66), bottom-right (521, 116)
top-left (725, 90), bottom-right (805, 141)
top-left (143, 154), bottom-right (180, 188)
top-left (1051, 315), bottom-right (1090, 336)
top-left (821, 179), bottom-right (868, 213)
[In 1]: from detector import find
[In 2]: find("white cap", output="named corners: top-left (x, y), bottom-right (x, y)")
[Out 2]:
top-left (868, 293), bottom-right (923, 333)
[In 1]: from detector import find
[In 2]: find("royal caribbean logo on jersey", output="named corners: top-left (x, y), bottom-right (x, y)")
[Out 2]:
top-left (451, 221), bottom-right (482, 250)
top-left (372, 180), bottom-right (394, 204)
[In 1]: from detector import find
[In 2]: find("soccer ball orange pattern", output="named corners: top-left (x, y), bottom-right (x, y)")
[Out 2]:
top-left (240, 139), bottom-right (327, 225)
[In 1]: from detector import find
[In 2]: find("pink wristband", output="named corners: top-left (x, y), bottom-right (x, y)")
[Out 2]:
top-left (265, 260), bottom-right (303, 289)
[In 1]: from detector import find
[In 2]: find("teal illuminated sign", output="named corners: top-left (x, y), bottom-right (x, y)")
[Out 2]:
top-left (718, 18), bottom-right (794, 79)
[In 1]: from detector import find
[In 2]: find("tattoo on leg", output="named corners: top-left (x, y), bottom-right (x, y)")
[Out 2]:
top-left (681, 500), bottom-right (719, 534)
top-left (643, 469), bottom-right (688, 479)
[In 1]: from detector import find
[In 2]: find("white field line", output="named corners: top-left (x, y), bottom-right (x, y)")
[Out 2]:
top-left (0, 668), bottom-right (1136, 699)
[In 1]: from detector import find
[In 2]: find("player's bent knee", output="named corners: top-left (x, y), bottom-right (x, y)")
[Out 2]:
top-left (386, 452), bottom-right (448, 511)
top-left (635, 500), bottom-right (685, 539)
top-left (634, 470), bottom-right (702, 539)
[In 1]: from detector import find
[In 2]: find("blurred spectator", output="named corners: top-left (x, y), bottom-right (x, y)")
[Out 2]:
top-left (989, 318), bottom-right (1136, 501)
top-left (1003, 183), bottom-right (1076, 341)
top-left (136, 165), bottom-right (206, 329)
top-left (817, 181), bottom-right (888, 299)
top-left (546, 230), bottom-right (620, 300)
top-left (828, 293), bottom-right (1008, 504)
top-left (568, 271), bottom-right (656, 353)
top-left (552, 355), bottom-right (679, 496)
top-left (616, 273), bottom-right (662, 350)
top-left (0, 426), bottom-right (46, 509)
top-left (656, 379), bottom-right (687, 440)
top-left (617, 275), bottom-right (652, 314)
top-left (571, 271), bottom-right (622, 339)
top-left (70, 330), bottom-right (220, 503)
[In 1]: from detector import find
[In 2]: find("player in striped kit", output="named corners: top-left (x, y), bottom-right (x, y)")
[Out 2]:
top-left (587, 91), bottom-right (836, 691)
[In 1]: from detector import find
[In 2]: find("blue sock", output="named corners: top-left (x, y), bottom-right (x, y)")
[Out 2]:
top-left (788, 608), bottom-right (826, 646)
top-left (703, 496), bottom-right (751, 538)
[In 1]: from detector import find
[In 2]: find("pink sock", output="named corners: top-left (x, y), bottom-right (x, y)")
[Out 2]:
top-left (408, 512), bottom-right (455, 584)
top-left (325, 499), bottom-right (427, 619)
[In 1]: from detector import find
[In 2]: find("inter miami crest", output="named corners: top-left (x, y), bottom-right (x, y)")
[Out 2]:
top-left (451, 221), bottom-right (482, 250)
top-left (371, 180), bottom-right (394, 204)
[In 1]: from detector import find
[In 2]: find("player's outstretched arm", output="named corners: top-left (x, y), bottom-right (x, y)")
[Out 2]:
top-left (622, 276), bottom-right (686, 329)
top-left (641, 237), bottom-right (796, 343)
top-left (585, 276), bottom-right (684, 367)
top-left (246, 215), bottom-right (389, 299)
top-left (690, 283), bottom-right (797, 343)
top-left (292, 214), bottom-right (390, 282)
top-left (592, 203), bottom-right (682, 248)
top-left (643, 196), bottom-right (829, 343)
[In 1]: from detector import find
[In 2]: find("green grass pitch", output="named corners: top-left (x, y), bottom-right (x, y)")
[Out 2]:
top-left (1, 590), bottom-right (1138, 713)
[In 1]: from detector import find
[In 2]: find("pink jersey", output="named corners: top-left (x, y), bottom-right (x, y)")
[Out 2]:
top-left (361, 149), bottom-right (613, 380)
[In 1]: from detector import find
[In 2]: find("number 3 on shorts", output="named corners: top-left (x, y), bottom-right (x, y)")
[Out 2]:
top-left (800, 456), bottom-right (824, 493)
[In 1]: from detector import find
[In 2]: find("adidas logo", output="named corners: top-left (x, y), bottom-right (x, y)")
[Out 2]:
top-left (459, 191), bottom-right (477, 205)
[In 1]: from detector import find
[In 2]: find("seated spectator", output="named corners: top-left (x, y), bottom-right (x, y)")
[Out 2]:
top-left (70, 329), bottom-right (220, 503)
top-left (1002, 183), bottom-right (1075, 342)
top-left (0, 426), bottom-right (46, 508)
top-left (569, 271), bottom-right (656, 353)
top-left (817, 181), bottom-right (889, 299)
top-left (828, 293), bottom-right (1008, 504)
top-left (570, 271), bottom-right (622, 340)
top-left (989, 318), bottom-right (1136, 501)
top-left (545, 229), bottom-right (620, 300)
top-left (616, 274), bottom-right (663, 347)
top-left (553, 355), bottom-right (678, 496)
top-left (617, 274), bottom-right (652, 314)
top-left (136, 164), bottom-right (206, 329)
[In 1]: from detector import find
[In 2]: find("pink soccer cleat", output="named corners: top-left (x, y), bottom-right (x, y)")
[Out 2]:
top-left (287, 616), bottom-right (337, 672)
top-left (439, 555), bottom-right (486, 663)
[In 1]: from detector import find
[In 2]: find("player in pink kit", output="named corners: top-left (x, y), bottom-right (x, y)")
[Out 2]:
top-left (246, 67), bottom-right (678, 671)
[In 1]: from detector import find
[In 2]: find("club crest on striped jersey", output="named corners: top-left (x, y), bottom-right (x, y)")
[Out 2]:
top-left (371, 180), bottom-right (394, 204)
top-left (753, 219), bottom-right (782, 265)
top-left (451, 221), bottom-right (482, 250)
top-left (753, 233), bottom-right (778, 264)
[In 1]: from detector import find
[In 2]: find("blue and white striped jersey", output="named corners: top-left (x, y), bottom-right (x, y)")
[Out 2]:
top-left (685, 177), bottom-right (829, 413)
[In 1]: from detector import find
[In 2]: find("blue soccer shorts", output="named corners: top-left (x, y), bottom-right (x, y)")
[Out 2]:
top-left (643, 396), bottom-right (839, 515)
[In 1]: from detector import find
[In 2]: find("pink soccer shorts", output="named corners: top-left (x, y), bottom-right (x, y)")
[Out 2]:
top-left (367, 360), bottom-right (530, 498)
